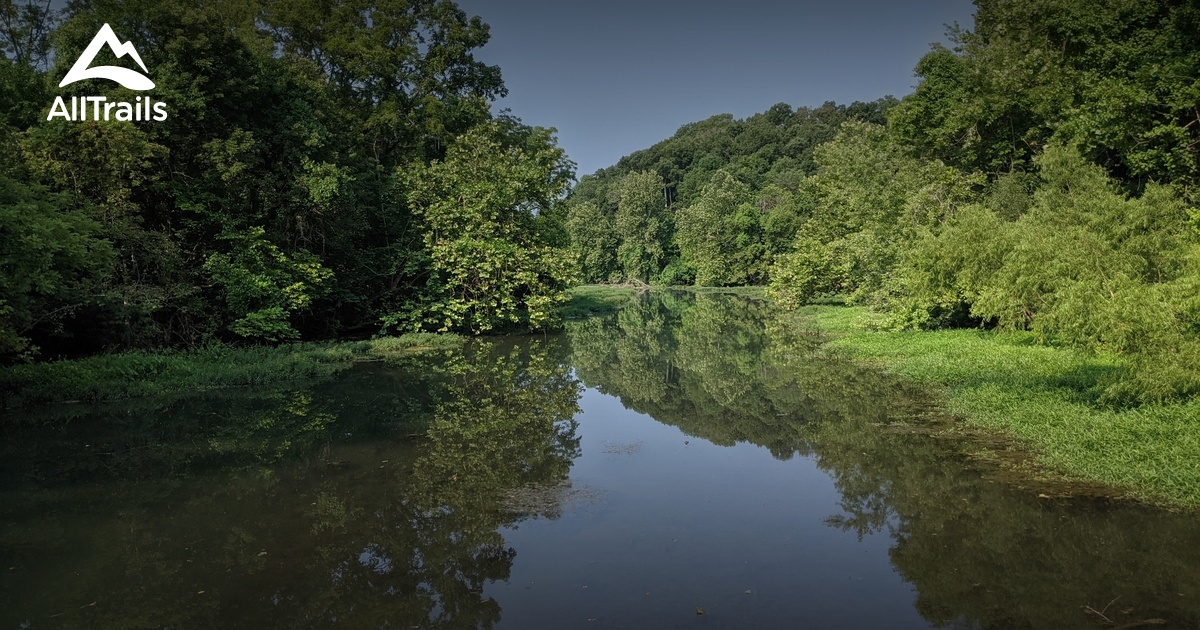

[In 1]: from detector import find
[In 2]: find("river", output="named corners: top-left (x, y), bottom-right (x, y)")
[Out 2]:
top-left (2, 292), bottom-right (1198, 628)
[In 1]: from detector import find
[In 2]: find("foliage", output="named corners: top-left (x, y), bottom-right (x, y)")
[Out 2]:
top-left (396, 120), bottom-right (574, 333)
top-left (0, 175), bottom-right (112, 356)
top-left (564, 200), bottom-right (617, 283)
top-left (890, 0), bottom-right (1200, 185)
top-left (613, 170), bottom-right (671, 282)
top-left (204, 226), bottom-right (333, 341)
top-left (565, 99), bottom-right (896, 286)
top-left (572, 99), bottom-right (895, 212)
top-left (0, 0), bottom-right (576, 363)
top-left (889, 146), bottom-right (1200, 402)
top-left (767, 121), bottom-right (979, 308)
top-left (675, 170), bottom-right (767, 286)
top-left (764, 1), bottom-right (1200, 404)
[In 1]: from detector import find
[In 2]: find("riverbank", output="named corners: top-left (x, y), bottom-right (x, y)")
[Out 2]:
top-left (0, 334), bottom-right (461, 408)
top-left (798, 304), bottom-right (1200, 510)
top-left (2, 287), bottom-right (638, 409)
top-left (562, 284), bottom-right (766, 320)
top-left (561, 284), bottom-right (642, 318)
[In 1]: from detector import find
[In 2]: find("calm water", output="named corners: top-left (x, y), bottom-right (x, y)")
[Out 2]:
top-left (3, 293), bottom-right (1199, 628)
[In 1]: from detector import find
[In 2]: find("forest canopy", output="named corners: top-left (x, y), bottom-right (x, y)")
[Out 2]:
top-left (0, 0), bottom-right (574, 359)
top-left (564, 0), bottom-right (1200, 402)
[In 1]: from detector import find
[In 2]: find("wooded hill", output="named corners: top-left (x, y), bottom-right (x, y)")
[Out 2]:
top-left (566, 99), bottom-right (895, 286)
top-left (565, 0), bottom-right (1200, 403)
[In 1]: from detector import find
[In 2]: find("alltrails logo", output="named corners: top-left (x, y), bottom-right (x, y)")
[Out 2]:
top-left (47, 23), bottom-right (168, 122)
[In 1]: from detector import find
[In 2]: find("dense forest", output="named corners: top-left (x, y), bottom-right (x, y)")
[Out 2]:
top-left (1, 0), bottom-right (574, 361)
top-left (566, 99), bottom-right (896, 286)
top-left (4, 0), bottom-right (1200, 405)
top-left (566, 0), bottom-right (1200, 403)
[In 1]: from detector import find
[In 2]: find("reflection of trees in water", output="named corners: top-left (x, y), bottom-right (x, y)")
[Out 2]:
top-left (569, 292), bottom-right (892, 459)
top-left (821, 411), bottom-right (1200, 629)
top-left (0, 337), bottom-right (582, 628)
top-left (567, 292), bottom-right (1200, 629)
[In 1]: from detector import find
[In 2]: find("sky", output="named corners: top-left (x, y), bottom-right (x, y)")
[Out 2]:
top-left (455, 0), bottom-right (977, 178)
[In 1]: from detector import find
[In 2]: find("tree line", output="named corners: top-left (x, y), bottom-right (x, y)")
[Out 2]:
top-left (566, 99), bottom-right (895, 286)
top-left (1, 0), bottom-right (574, 362)
top-left (565, 0), bottom-right (1200, 403)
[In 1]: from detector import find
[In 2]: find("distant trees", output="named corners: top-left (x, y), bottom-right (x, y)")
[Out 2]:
top-left (565, 201), bottom-right (617, 283)
top-left (614, 170), bottom-right (671, 283)
top-left (565, 99), bottom-right (896, 286)
top-left (567, 0), bottom-right (1200, 401)
top-left (676, 171), bottom-right (761, 286)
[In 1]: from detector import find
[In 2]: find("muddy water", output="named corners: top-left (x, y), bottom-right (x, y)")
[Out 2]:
top-left (2, 292), bottom-right (1198, 628)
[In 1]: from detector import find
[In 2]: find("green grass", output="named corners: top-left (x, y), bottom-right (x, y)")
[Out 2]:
top-left (0, 333), bottom-right (461, 408)
top-left (799, 304), bottom-right (1200, 510)
top-left (562, 284), bottom-right (767, 320)
top-left (561, 284), bottom-right (641, 319)
top-left (665, 285), bottom-right (768, 297)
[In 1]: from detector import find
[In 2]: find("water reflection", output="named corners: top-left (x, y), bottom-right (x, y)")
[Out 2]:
top-left (568, 292), bottom-right (907, 459)
top-left (2, 293), bottom-right (1199, 628)
top-left (0, 337), bottom-right (580, 628)
top-left (567, 292), bottom-right (1200, 628)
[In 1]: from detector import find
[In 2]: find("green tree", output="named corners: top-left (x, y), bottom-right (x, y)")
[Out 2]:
top-left (614, 170), bottom-right (670, 282)
top-left (890, 145), bottom-right (1200, 401)
top-left (1, 0), bottom-right (557, 357)
top-left (397, 120), bottom-right (574, 333)
top-left (675, 170), bottom-right (760, 286)
top-left (0, 175), bottom-right (112, 357)
top-left (768, 121), bottom-right (979, 308)
top-left (203, 226), bottom-right (333, 341)
top-left (565, 200), bottom-right (618, 283)
top-left (891, 0), bottom-right (1200, 186)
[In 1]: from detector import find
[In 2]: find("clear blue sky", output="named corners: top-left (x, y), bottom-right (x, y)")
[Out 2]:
top-left (455, 0), bottom-right (976, 177)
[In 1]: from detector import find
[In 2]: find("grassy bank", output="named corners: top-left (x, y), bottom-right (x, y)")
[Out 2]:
top-left (561, 284), bottom-right (642, 319)
top-left (666, 285), bottom-right (767, 297)
top-left (3, 287), bottom-right (636, 409)
top-left (798, 304), bottom-right (1200, 509)
top-left (562, 284), bottom-right (766, 320)
top-left (0, 333), bottom-right (461, 408)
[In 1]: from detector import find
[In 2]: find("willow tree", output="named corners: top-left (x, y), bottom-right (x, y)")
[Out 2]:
top-left (768, 121), bottom-right (978, 308)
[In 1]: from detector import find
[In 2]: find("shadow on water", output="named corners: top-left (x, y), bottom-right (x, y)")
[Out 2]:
top-left (2, 291), bottom-right (1199, 628)
top-left (1, 337), bottom-right (581, 628)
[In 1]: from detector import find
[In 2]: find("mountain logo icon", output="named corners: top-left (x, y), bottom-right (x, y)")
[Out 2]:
top-left (59, 23), bottom-right (154, 91)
